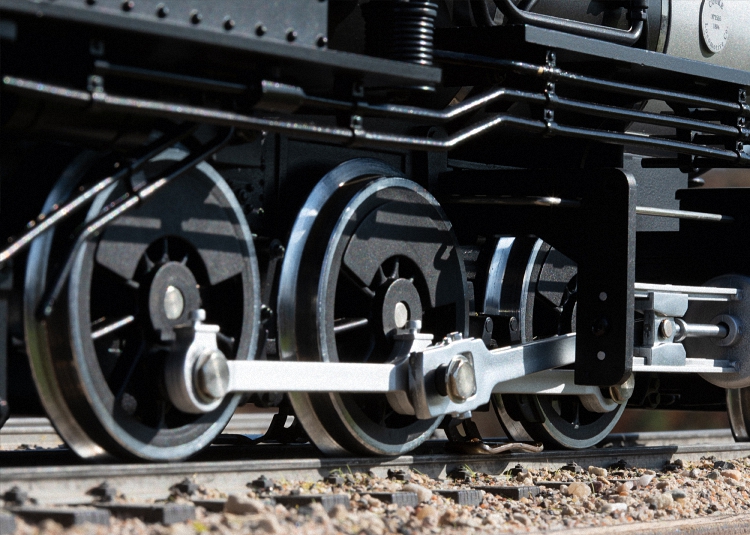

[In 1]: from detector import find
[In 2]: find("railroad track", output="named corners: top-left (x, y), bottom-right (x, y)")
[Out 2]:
top-left (2, 420), bottom-right (750, 534)
top-left (0, 423), bottom-right (744, 503)
top-left (0, 412), bottom-right (278, 450)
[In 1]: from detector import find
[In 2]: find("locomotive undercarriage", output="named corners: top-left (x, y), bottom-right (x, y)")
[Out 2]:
top-left (1, 0), bottom-right (749, 461)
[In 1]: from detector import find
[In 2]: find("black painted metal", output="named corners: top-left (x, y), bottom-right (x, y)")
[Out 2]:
top-left (362, 0), bottom-right (438, 66)
top-left (1, 0), bottom-right (750, 458)
top-left (5, 73), bottom-right (747, 168)
top-left (434, 50), bottom-right (748, 114)
top-left (1, 0), bottom-right (328, 48)
top-left (438, 169), bottom-right (636, 386)
top-left (0, 0), bottom-right (440, 88)
top-left (0, 263), bottom-right (10, 430)
top-left (0, 124), bottom-right (197, 267)
top-left (36, 127), bottom-right (233, 319)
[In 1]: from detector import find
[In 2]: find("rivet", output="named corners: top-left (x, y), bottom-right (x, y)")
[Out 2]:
top-left (286, 29), bottom-right (297, 42)
top-left (121, 0), bottom-right (134, 12)
top-left (190, 10), bottom-right (202, 24)
top-left (597, 351), bottom-right (606, 360)
top-left (156, 4), bottom-right (168, 18)
top-left (223, 17), bottom-right (235, 31)
top-left (316, 35), bottom-right (328, 48)
top-left (599, 292), bottom-right (608, 301)
top-left (255, 23), bottom-right (267, 36)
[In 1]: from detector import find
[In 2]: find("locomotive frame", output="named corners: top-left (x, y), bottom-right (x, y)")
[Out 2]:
top-left (1, 0), bottom-right (749, 461)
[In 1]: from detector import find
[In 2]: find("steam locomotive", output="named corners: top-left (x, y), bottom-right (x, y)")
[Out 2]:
top-left (0, 0), bottom-right (749, 461)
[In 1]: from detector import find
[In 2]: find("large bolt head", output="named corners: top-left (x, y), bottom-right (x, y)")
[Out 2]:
top-left (445, 355), bottom-right (477, 402)
top-left (195, 349), bottom-right (230, 401)
top-left (609, 373), bottom-right (635, 405)
top-left (659, 318), bottom-right (674, 339)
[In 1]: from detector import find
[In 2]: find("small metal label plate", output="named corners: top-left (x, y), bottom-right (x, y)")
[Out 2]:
top-left (700, 0), bottom-right (729, 53)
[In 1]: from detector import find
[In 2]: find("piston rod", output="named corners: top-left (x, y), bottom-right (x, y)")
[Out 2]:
top-left (673, 318), bottom-right (731, 343)
top-left (676, 321), bottom-right (729, 339)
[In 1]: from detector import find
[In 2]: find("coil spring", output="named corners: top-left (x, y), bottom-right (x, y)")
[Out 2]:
top-left (363, 0), bottom-right (438, 66)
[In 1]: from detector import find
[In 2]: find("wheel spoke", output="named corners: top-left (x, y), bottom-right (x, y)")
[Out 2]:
top-left (376, 266), bottom-right (387, 286)
top-left (91, 315), bottom-right (136, 340)
top-left (144, 252), bottom-right (155, 272)
top-left (112, 340), bottom-right (146, 401)
top-left (390, 258), bottom-right (400, 279)
top-left (161, 237), bottom-right (169, 264)
top-left (333, 317), bottom-right (370, 334)
top-left (156, 399), bottom-right (167, 431)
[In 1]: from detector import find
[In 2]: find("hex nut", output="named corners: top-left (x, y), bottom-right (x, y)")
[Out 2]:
top-left (445, 355), bottom-right (477, 402)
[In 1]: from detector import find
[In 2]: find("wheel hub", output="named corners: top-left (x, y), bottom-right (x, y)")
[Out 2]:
top-left (377, 277), bottom-right (422, 340)
top-left (147, 261), bottom-right (200, 341)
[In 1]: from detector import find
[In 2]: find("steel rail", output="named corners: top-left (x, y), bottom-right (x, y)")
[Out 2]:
top-left (0, 430), bottom-right (745, 505)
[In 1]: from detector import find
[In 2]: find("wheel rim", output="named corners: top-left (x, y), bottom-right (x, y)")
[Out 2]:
top-left (727, 388), bottom-right (750, 441)
top-left (25, 148), bottom-right (260, 461)
top-left (278, 159), bottom-right (468, 455)
top-left (487, 237), bottom-right (625, 449)
top-left (684, 275), bottom-right (750, 389)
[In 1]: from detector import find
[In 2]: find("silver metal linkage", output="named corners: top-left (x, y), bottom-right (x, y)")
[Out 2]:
top-left (635, 206), bottom-right (733, 222)
top-left (168, 283), bottom-right (745, 419)
top-left (634, 282), bottom-right (738, 302)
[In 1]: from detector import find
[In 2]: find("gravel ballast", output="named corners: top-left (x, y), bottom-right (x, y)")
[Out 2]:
top-left (6, 455), bottom-right (750, 534)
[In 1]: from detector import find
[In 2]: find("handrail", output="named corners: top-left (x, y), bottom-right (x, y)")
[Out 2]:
top-left (493, 0), bottom-right (646, 46)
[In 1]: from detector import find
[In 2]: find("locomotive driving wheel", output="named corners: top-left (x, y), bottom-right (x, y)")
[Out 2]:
top-left (277, 159), bottom-right (468, 456)
top-left (25, 147), bottom-right (260, 461)
top-left (487, 237), bottom-right (626, 449)
top-left (685, 275), bottom-right (750, 442)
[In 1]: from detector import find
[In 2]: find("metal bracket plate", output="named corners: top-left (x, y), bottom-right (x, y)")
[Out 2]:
top-left (439, 168), bottom-right (636, 386)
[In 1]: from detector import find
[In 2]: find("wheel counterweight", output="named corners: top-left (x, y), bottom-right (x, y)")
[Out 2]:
top-left (25, 148), bottom-right (260, 461)
top-left (278, 159), bottom-right (468, 456)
